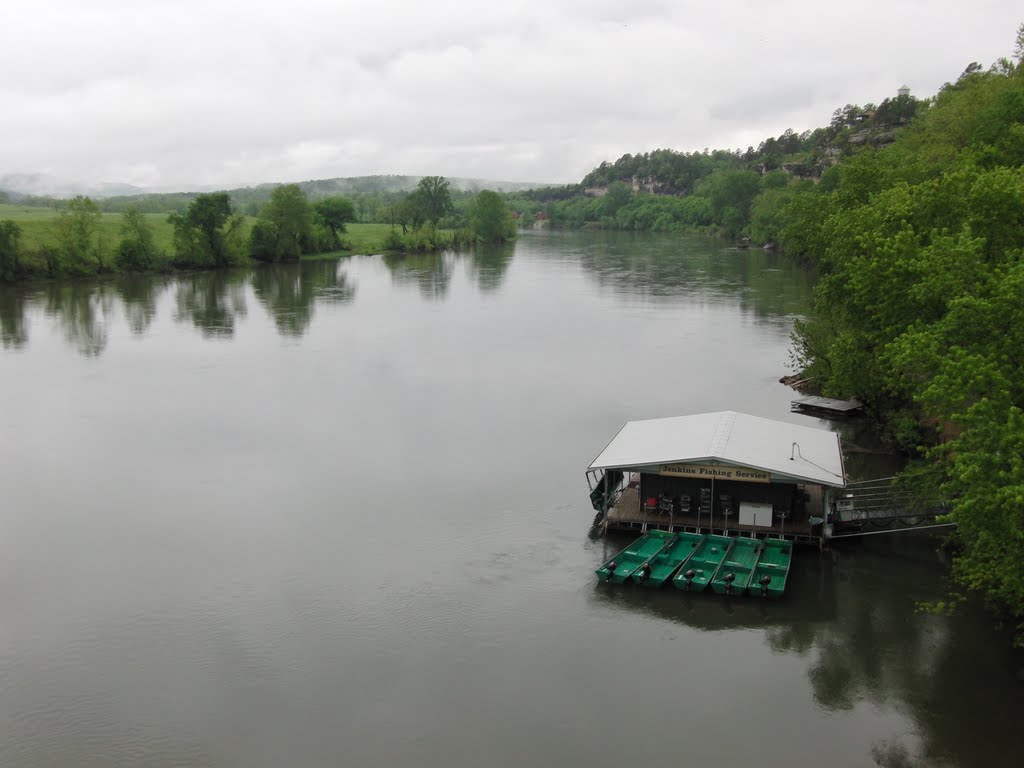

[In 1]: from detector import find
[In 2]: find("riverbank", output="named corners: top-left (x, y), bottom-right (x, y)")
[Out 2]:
top-left (0, 205), bottom-right (469, 282)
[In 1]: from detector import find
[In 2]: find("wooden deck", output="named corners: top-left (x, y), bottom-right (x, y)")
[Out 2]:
top-left (605, 482), bottom-right (825, 545)
top-left (791, 395), bottom-right (863, 417)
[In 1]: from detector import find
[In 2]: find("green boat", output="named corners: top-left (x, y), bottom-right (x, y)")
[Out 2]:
top-left (747, 539), bottom-right (793, 599)
top-left (709, 537), bottom-right (763, 596)
top-left (596, 530), bottom-right (674, 584)
top-left (633, 532), bottom-right (705, 587)
top-left (672, 534), bottom-right (734, 592)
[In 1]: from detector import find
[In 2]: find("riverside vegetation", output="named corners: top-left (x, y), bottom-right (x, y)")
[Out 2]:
top-left (0, 176), bottom-right (514, 281)
top-left (778, 33), bottom-right (1024, 646)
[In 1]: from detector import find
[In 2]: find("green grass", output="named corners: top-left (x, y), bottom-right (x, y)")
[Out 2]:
top-left (1, 206), bottom-right (458, 277)
top-left (341, 223), bottom-right (398, 254)
top-left (0, 203), bottom-right (178, 254)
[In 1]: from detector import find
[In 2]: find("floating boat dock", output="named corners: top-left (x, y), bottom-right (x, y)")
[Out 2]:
top-left (586, 411), bottom-right (847, 546)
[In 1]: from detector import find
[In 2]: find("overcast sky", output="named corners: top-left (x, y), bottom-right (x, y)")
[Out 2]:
top-left (1, 0), bottom-right (1020, 191)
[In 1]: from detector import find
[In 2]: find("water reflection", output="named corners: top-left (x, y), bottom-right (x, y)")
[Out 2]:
top-left (0, 285), bottom-right (30, 349)
top-left (550, 231), bottom-right (814, 319)
top-left (251, 261), bottom-right (354, 337)
top-left (382, 251), bottom-right (453, 299)
top-left (115, 275), bottom-right (165, 336)
top-left (0, 232), bottom-right (817, 356)
top-left (44, 281), bottom-right (113, 357)
top-left (591, 535), bottom-right (1023, 767)
top-left (467, 242), bottom-right (515, 293)
top-left (174, 270), bottom-right (249, 338)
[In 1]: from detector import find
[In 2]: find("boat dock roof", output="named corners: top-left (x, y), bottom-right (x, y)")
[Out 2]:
top-left (588, 411), bottom-right (846, 487)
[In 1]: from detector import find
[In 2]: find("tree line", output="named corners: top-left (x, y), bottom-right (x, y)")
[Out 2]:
top-left (0, 176), bottom-right (516, 281)
top-left (778, 27), bottom-right (1024, 646)
top-left (500, 92), bottom-right (923, 241)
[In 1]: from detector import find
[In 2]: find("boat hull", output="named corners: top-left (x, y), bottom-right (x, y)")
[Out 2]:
top-left (635, 532), bottom-right (705, 587)
top-left (672, 534), bottom-right (733, 592)
top-left (596, 530), bottom-right (674, 584)
top-left (709, 538), bottom-right (763, 596)
top-left (747, 539), bottom-right (792, 598)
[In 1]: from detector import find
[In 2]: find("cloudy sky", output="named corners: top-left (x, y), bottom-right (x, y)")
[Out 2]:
top-left (1, 0), bottom-right (1020, 191)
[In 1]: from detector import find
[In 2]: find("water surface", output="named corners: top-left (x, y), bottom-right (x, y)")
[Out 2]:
top-left (1, 230), bottom-right (1021, 767)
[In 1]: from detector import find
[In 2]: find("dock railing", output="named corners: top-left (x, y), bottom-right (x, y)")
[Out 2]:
top-left (833, 475), bottom-right (952, 534)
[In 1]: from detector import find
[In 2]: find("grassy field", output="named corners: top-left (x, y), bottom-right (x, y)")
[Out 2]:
top-left (341, 223), bottom-right (395, 255)
top-left (0, 205), bottom-right (397, 255)
top-left (1, 205), bottom-right (445, 276)
top-left (0, 203), bottom-right (178, 254)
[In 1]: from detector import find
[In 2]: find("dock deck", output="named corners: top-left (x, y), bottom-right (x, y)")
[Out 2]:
top-left (791, 395), bottom-right (863, 418)
top-left (606, 481), bottom-right (824, 545)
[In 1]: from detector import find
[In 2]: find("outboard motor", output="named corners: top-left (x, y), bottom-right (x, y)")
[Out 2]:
top-left (606, 561), bottom-right (617, 581)
top-left (682, 568), bottom-right (696, 589)
top-left (723, 572), bottom-right (736, 595)
top-left (759, 574), bottom-right (772, 596)
top-left (635, 562), bottom-right (652, 584)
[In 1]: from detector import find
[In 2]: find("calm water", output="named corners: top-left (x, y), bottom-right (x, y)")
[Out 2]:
top-left (1, 231), bottom-right (1021, 767)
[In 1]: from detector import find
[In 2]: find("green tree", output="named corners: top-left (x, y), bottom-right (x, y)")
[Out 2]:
top-left (696, 170), bottom-right (762, 237)
top-left (0, 219), bottom-right (21, 281)
top-left (55, 196), bottom-right (104, 274)
top-left (469, 190), bottom-right (516, 242)
top-left (169, 192), bottom-right (246, 268)
top-left (600, 181), bottom-right (633, 219)
top-left (412, 176), bottom-right (454, 225)
top-left (250, 184), bottom-right (314, 262)
top-left (115, 208), bottom-right (158, 271)
top-left (314, 196), bottom-right (356, 249)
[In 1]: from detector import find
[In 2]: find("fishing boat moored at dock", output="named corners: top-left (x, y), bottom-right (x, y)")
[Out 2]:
top-left (595, 530), bottom-right (674, 584)
top-left (709, 537), bottom-right (763, 596)
top-left (673, 534), bottom-right (734, 592)
top-left (748, 538), bottom-right (793, 598)
top-left (634, 531), bottom-right (705, 587)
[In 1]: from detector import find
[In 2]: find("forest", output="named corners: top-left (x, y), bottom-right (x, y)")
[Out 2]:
top-left (779, 37), bottom-right (1024, 644)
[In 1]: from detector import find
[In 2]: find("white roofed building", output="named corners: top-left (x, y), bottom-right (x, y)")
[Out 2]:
top-left (586, 411), bottom-right (846, 544)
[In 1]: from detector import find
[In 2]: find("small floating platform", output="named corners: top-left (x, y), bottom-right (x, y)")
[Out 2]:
top-left (791, 395), bottom-right (863, 418)
top-left (748, 539), bottom-right (792, 599)
top-left (596, 530), bottom-right (673, 584)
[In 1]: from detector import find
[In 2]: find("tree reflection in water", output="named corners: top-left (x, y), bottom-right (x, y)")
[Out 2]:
top-left (251, 260), bottom-right (355, 338)
top-left (382, 251), bottom-right (452, 300)
top-left (0, 284), bottom-right (31, 350)
top-left (44, 281), bottom-right (113, 357)
top-left (591, 535), bottom-right (1023, 767)
top-left (173, 270), bottom-right (248, 338)
top-left (467, 242), bottom-right (514, 294)
top-left (115, 274), bottom-right (166, 336)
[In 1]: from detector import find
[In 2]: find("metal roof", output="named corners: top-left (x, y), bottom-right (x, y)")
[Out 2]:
top-left (588, 411), bottom-right (846, 487)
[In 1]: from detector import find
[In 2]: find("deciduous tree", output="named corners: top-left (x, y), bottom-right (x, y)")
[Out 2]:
top-left (469, 190), bottom-right (515, 242)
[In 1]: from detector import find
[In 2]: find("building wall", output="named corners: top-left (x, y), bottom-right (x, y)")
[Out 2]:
top-left (639, 473), bottom-right (798, 517)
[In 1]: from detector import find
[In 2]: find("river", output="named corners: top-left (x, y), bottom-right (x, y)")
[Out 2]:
top-left (1, 230), bottom-right (1021, 767)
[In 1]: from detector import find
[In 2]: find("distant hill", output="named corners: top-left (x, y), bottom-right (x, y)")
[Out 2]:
top-left (0, 173), bottom-right (553, 213)
top-left (0, 173), bottom-right (146, 200)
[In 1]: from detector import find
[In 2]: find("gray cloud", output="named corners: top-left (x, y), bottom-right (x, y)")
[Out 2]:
top-left (1, 0), bottom-right (1020, 190)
